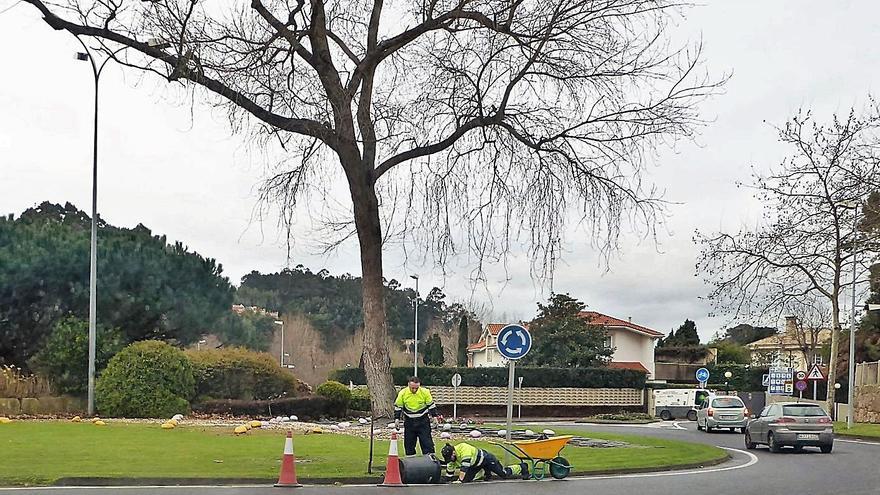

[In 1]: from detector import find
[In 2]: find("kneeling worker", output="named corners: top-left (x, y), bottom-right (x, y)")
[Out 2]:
top-left (394, 376), bottom-right (437, 456)
top-left (441, 442), bottom-right (528, 482)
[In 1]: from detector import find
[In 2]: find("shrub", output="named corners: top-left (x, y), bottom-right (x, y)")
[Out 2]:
top-left (185, 347), bottom-right (298, 401)
top-left (30, 316), bottom-right (124, 396)
top-left (193, 396), bottom-right (331, 420)
top-left (316, 380), bottom-right (351, 416)
top-left (331, 366), bottom-right (646, 389)
top-left (350, 387), bottom-right (371, 412)
top-left (96, 340), bottom-right (195, 418)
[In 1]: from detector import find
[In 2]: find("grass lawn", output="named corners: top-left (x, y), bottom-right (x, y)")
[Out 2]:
top-left (0, 421), bottom-right (726, 486)
top-left (834, 422), bottom-right (880, 438)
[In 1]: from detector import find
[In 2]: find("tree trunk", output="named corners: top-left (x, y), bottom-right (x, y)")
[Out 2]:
top-left (349, 171), bottom-right (396, 418)
top-left (826, 299), bottom-right (840, 411)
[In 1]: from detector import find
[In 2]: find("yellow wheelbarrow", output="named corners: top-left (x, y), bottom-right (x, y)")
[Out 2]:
top-left (490, 435), bottom-right (573, 480)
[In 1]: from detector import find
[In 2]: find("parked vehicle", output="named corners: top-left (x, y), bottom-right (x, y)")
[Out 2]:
top-left (696, 394), bottom-right (749, 433)
top-left (744, 402), bottom-right (834, 453)
top-left (654, 388), bottom-right (710, 421)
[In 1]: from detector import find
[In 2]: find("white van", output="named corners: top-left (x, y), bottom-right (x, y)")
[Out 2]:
top-left (654, 388), bottom-right (710, 421)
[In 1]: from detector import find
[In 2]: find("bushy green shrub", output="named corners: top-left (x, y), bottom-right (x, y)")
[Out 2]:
top-left (193, 396), bottom-right (331, 420)
top-left (30, 316), bottom-right (124, 396)
top-left (316, 380), bottom-right (351, 416)
top-left (186, 347), bottom-right (298, 401)
top-left (331, 366), bottom-right (646, 389)
top-left (350, 387), bottom-right (371, 412)
top-left (96, 340), bottom-right (195, 418)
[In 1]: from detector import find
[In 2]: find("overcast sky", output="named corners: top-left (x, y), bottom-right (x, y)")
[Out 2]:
top-left (2, 1), bottom-right (879, 342)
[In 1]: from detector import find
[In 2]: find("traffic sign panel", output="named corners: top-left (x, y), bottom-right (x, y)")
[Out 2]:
top-left (769, 367), bottom-right (792, 395)
top-left (796, 370), bottom-right (807, 381)
top-left (807, 364), bottom-right (826, 381)
top-left (796, 380), bottom-right (808, 392)
top-left (496, 324), bottom-right (532, 360)
top-left (451, 373), bottom-right (462, 387)
top-left (696, 368), bottom-right (710, 382)
top-left (762, 374), bottom-right (770, 387)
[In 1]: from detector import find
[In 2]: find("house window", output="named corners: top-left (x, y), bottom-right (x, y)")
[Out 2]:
top-left (487, 349), bottom-right (493, 362)
top-left (813, 355), bottom-right (823, 365)
top-left (604, 335), bottom-right (613, 349)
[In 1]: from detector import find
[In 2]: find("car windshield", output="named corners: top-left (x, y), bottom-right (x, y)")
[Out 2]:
top-left (782, 405), bottom-right (827, 417)
top-left (711, 398), bottom-right (744, 408)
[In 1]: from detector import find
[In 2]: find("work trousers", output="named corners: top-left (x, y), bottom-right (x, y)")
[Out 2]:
top-left (403, 416), bottom-right (435, 456)
top-left (462, 451), bottom-right (512, 482)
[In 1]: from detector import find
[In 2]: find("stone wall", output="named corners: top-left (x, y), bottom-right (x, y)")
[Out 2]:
top-left (0, 396), bottom-right (86, 416)
top-left (854, 384), bottom-right (880, 423)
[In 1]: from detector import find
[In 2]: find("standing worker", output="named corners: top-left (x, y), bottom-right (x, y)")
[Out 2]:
top-left (394, 376), bottom-right (437, 456)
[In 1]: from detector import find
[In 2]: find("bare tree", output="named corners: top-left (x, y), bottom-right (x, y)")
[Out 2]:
top-left (23, 0), bottom-right (722, 415)
top-left (785, 299), bottom-right (831, 370)
top-left (697, 105), bottom-right (880, 409)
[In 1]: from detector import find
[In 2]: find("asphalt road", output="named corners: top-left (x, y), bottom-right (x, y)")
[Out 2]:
top-left (4, 421), bottom-right (879, 495)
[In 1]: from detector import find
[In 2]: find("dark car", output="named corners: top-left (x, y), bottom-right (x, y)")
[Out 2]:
top-left (744, 402), bottom-right (834, 453)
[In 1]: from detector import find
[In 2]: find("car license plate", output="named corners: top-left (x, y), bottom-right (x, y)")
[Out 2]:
top-left (797, 434), bottom-right (819, 440)
top-left (721, 416), bottom-right (736, 420)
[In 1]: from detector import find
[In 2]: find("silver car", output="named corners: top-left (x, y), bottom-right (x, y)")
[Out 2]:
top-left (696, 395), bottom-right (749, 433)
top-left (744, 402), bottom-right (834, 453)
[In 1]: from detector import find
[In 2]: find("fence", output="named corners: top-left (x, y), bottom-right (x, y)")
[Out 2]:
top-left (855, 361), bottom-right (880, 387)
top-left (373, 386), bottom-right (644, 407)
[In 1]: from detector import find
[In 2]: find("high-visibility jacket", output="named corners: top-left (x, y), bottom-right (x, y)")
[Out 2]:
top-left (394, 386), bottom-right (437, 420)
top-left (446, 443), bottom-right (484, 473)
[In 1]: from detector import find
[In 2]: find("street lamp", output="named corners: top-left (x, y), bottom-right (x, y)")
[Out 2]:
top-left (724, 371), bottom-right (732, 394)
top-left (275, 320), bottom-right (285, 366)
top-left (841, 199), bottom-right (862, 430)
top-left (75, 36), bottom-right (170, 416)
top-left (410, 275), bottom-right (419, 377)
top-left (834, 383), bottom-right (842, 421)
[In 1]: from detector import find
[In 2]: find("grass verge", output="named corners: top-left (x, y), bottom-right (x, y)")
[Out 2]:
top-left (0, 421), bottom-right (726, 486)
top-left (833, 421), bottom-right (880, 439)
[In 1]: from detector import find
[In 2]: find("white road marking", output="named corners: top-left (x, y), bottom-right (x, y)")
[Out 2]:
top-left (670, 421), bottom-right (688, 431)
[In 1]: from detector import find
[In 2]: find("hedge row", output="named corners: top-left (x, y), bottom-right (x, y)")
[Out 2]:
top-left (331, 366), bottom-right (646, 389)
top-left (193, 396), bottom-right (332, 420)
top-left (185, 347), bottom-right (299, 401)
top-left (659, 364), bottom-right (767, 392)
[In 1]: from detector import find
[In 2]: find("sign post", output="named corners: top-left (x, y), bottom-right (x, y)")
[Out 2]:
top-left (451, 373), bottom-right (462, 420)
top-left (496, 324), bottom-right (532, 464)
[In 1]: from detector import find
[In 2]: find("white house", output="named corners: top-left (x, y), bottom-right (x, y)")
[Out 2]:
top-left (467, 312), bottom-right (662, 376)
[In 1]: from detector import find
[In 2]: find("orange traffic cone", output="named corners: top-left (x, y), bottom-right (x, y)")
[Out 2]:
top-left (275, 430), bottom-right (303, 487)
top-left (378, 430), bottom-right (405, 486)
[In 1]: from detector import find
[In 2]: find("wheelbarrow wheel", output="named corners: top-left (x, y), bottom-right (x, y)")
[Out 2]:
top-left (549, 456), bottom-right (571, 479)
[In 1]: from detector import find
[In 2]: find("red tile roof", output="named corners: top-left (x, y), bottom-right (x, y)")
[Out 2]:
top-left (486, 323), bottom-right (505, 335)
top-left (467, 340), bottom-right (487, 352)
top-left (579, 311), bottom-right (663, 337)
top-left (608, 361), bottom-right (650, 373)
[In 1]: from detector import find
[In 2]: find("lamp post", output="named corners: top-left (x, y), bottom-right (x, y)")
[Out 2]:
top-left (834, 383), bottom-right (842, 421)
top-left (75, 37), bottom-right (169, 416)
top-left (724, 371), bottom-right (732, 394)
top-left (841, 200), bottom-right (861, 429)
top-left (275, 320), bottom-right (285, 366)
top-left (410, 275), bottom-right (419, 377)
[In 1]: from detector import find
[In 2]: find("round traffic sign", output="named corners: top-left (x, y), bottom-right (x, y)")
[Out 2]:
top-left (496, 324), bottom-right (532, 360)
top-left (695, 367), bottom-right (710, 382)
top-left (451, 373), bottom-right (462, 387)
top-left (795, 370), bottom-right (807, 381)
top-left (796, 380), bottom-right (808, 391)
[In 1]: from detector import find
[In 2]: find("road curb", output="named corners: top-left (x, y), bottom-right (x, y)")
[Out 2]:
top-left (48, 454), bottom-right (731, 487)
